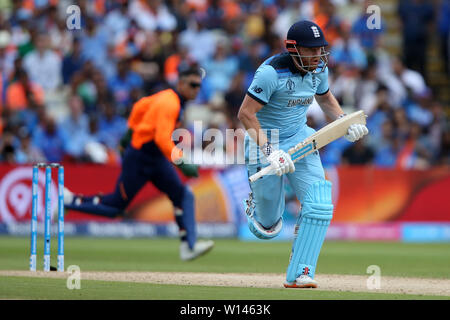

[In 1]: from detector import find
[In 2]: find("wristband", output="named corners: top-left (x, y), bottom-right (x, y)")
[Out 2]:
top-left (260, 142), bottom-right (273, 157)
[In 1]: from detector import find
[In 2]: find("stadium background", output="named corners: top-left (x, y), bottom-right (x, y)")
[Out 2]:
top-left (0, 0), bottom-right (449, 243)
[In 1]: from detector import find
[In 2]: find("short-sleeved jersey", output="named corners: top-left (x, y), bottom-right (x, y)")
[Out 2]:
top-left (130, 88), bottom-right (184, 161)
top-left (244, 52), bottom-right (329, 163)
top-left (246, 52), bottom-right (329, 140)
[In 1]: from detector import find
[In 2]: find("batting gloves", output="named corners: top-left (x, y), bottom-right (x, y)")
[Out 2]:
top-left (344, 124), bottom-right (369, 142)
top-left (267, 150), bottom-right (295, 176)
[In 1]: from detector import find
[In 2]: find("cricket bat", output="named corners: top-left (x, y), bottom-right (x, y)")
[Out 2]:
top-left (248, 110), bottom-right (367, 182)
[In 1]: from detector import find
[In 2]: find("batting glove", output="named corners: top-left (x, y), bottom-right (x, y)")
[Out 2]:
top-left (267, 150), bottom-right (295, 176)
top-left (344, 124), bottom-right (369, 142)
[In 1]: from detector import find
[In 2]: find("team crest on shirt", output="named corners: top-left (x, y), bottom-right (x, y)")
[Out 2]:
top-left (285, 78), bottom-right (295, 94)
top-left (287, 96), bottom-right (314, 107)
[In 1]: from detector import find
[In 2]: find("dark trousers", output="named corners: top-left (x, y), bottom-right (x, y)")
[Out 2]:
top-left (101, 143), bottom-right (186, 210)
top-left (65, 142), bottom-right (197, 248)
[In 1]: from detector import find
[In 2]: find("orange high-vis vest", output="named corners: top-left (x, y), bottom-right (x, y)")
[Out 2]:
top-left (130, 89), bottom-right (183, 162)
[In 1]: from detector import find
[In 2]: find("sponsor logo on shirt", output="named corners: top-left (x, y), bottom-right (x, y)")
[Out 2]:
top-left (287, 96), bottom-right (313, 107)
top-left (251, 85), bottom-right (263, 94)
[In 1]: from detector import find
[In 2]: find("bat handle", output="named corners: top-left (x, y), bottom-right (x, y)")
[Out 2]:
top-left (248, 165), bottom-right (275, 183)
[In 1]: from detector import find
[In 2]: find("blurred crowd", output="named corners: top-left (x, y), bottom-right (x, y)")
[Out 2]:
top-left (0, 0), bottom-right (448, 169)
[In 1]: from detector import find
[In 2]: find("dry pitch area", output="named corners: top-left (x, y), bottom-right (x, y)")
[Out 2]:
top-left (1, 270), bottom-right (449, 297)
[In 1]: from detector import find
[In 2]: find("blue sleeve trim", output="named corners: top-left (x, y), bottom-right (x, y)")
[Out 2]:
top-left (246, 91), bottom-right (267, 105)
top-left (315, 88), bottom-right (329, 96)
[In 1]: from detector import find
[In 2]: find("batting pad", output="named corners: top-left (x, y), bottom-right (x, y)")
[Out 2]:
top-left (286, 180), bottom-right (333, 282)
top-left (248, 215), bottom-right (283, 240)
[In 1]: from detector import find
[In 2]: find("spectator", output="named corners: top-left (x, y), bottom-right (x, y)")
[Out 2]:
top-left (10, 15), bottom-right (31, 52)
top-left (48, 12), bottom-right (74, 56)
top-left (179, 14), bottom-right (217, 63)
top-left (331, 23), bottom-right (367, 69)
top-left (355, 64), bottom-right (379, 115)
top-left (203, 41), bottom-right (239, 96)
top-left (374, 135), bottom-right (402, 168)
top-left (337, 0), bottom-right (362, 26)
top-left (328, 64), bottom-right (359, 108)
top-left (97, 99), bottom-right (127, 149)
top-left (60, 95), bottom-right (90, 160)
top-left (62, 38), bottom-right (84, 84)
top-left (104, 1), bottom-right (131, 44)
top-left (314, 0), bottom-right (342, 46)
top-left (396, 122), bottom-right (432, 169)
top-left (32, 115), bottom-right (67, 162)
top-left (351, 0), bottom-right (385, 51)
top-left (393, 108), bottom-right (411, 142)
top-left (107, 58), bottom-right (143, 112)
top-left (14, 128), bottom-right (45, 164)
top-left (0, 0), bottom-right (447, 169)
top-left (428, 101), bottom-right (447, 159)
top-left (23, 33), bottom-right (62, 91)
top-left (369, 119), bottom-right (395, 152)
top-left (83, 116), bottom-right (109, 164)
top-left (391, 56), bottom-right (428, 98)
top-left (342, 138), bottom-right (375, 165)
top-left (80, 16), bottom-right (110, 76)
top-left (0, 131), bottom-right (16, 163)
top-left (128, 0), bottom-right (177, 32)
top-left (272, 1), bottom-right (301, 40)
top-left (402, 96), bottom-right (433, 128)
top-left (111, 19), bottom-right (141, 60)
top-left (6, 68), bottom-right (44, 111)
top-left (437, 0), bottom-right (450, 75)
top-left (437, 128), bottom-right (450, 165)
top-left (134, 33), bottom-right (167, 92)
top-left (164, 44), bottom-right (192, 85)
top-left (398, 0), bottom-right (434, 78)
top-left (237, 40), bottom-right (265, 80)
top-left (205, 0), bottom-right (226, 30)
top-left (224, 71), bottom-right (247, 123)
top-left (166, 0), bottom-right (189, 31)
top-left (0, 30), bottom-right (16, 79)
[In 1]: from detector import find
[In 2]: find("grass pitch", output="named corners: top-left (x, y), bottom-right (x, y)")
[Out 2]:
top-left (0, 236), bottom-right (449, 300)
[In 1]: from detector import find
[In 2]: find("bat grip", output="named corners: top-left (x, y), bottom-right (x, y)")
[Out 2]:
top-left (248, 165), bottom-right (275, 183)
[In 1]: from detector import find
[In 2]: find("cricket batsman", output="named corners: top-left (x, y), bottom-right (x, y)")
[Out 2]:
top-left (63, 66), bottom-right (214, 261)
top-left (238, 21), bottom-right (368, 287)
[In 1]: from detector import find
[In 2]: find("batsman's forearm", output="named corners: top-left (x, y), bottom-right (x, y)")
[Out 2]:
top-left (316, 91), bottom-right (345, 120)
top-left (238, 112), bottom-right (268, 147)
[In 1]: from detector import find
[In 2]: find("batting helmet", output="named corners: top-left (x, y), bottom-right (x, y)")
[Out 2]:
top-left (285, 21), bottom-right (330, 73)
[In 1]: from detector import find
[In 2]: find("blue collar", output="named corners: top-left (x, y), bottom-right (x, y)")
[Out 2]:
top-left (173, 88), bottom-right (187, 109)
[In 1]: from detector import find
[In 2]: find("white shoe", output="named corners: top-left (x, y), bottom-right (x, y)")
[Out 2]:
top-left (284, 275), bottom-right (318, 288)
top-left (52, 187), bottom-right (74, 221)
top-left (180, 240), bottom-right (214, 261)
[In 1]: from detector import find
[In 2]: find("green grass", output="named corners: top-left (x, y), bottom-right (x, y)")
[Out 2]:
top-left (1, 237), bottom-right (449, 278)
top-left (1, 236), bottom-right (449, 299)
top-left (0, 276), bottom-right (447, 300)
